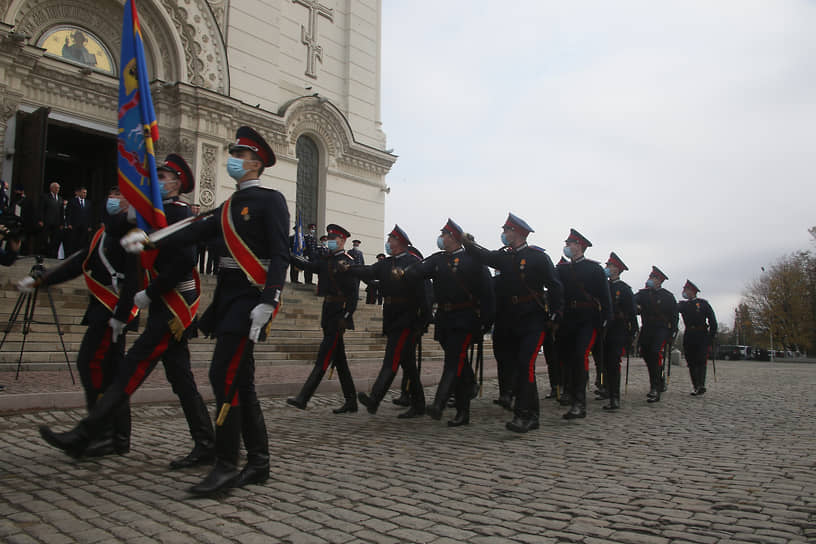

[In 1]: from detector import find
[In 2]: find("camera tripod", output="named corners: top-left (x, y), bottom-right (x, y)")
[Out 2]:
top-left (0, 257), bottom-right (75, 383)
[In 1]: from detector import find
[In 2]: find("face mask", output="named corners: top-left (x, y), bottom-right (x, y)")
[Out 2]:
top-left (227, 157), bottom-right (248, 180)
top-left (682, 291), bottom-right (692, 300)
top-left (326, 239), bottom-right (339, 251)
top-left (106, 198), bottom-right (121, 215)
top-left (604, 267), bottom-right (611, 278)
top-left (384, 241), bottom-right (392, 256)
top-left (159, 182), bottom-right (171, 198)
top-left (437, 236), bottom-right (445, 250)
top-left (646, 278), bottom-right (656, 289)
top-left (500, 233), bottom-right (510, 246)
top-left (563, 246), bottom-right (573, 259)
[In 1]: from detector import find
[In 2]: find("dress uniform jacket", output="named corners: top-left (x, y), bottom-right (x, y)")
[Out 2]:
top-left (297, 249), bottom-right (359, 332)
top-left (556, 257), bottom-right (613, 330)
top-left (678, 297), bottom-right (717, 366)
top-left (635, 287), bottom-right (679, 394)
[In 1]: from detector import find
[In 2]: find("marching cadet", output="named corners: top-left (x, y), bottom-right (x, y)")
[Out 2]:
top-left (287, 224), bottom-right (360, 413)
top-left (634, 266), bottom-right (678, 403)
top-left (490, 255), bottom-right (515, 409)
top-left (38, 155), bottom-right (215, 469)
top-left (555, 229), bottom-right (612, 420)
top-left (601, 252), bottom-right (637, 410)
top-left (349, 225), bottom-right (430, 418)
top-left (678, 280), bottom-right (717, 396)
top-left (397, 219), bottom-right (494, 426)
top-left (464, 213), bottom-right (563, 433)
top-left (21, 185), bottom-right (135, 456)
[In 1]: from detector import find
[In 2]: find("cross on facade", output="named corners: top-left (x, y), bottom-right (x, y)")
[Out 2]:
top-left (293, 0), bottom-right (334, 79)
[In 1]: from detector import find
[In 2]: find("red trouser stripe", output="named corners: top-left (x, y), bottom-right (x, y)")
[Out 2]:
top-left (658, 340), bottom-right (667, 368)
top-left (225, 337), bottom-right (248, 406)
top-left (90, 328), bottom-right (113, 389)
top-left (528, 331), bottom-right (547, 382)
top-left (456, 334), bottom-right (474, 376)
top-left (321, 333), bottom-right (340, 371)
top-left (391, 329), bottom-right (411, 373)
top-left (124, 333), bottom-right (171, 395)
top-left (583, 329), bottom-right (598, 371)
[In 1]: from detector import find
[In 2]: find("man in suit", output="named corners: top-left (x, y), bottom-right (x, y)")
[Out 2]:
top-left (65, 186), bottom-right (93, 255)
top-left (39, 181), bottom-right (64, 257)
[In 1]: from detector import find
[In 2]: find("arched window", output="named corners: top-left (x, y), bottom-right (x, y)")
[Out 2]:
top-left (37, 26), bottom-right (115, 75)
top-left (295, 135), bottom-right (320, 228)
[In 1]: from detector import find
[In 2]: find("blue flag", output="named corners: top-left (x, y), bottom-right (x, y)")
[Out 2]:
top-left (117, 0), bottom-right (165, 229)
top-left (293, 211), bottom-right (305, 257)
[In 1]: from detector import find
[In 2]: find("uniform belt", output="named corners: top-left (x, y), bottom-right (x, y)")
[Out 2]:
top-left (175, 280), bottom-right (197, 293)
top-left (569, 301), bottom-right (596, 309)
top-left (439, 301), bottom-right (476, 311)
top-left (686, 325), bottom-right (707, 332)
top-left (219, 256), bottom-right (271, 269)
top-left (384, 296), bottom-right (410, 304)
top-left (323, 295), bottom-right (347, 303)
top-left (508, 294), bottom-right (536, 304)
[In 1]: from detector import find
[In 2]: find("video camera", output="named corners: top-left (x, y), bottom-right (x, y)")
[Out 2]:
top-left (0, 214), bottom-right (23, 239)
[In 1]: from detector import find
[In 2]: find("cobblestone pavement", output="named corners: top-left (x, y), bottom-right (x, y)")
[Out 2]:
top-left (0, 361), bottom-right (814, 544)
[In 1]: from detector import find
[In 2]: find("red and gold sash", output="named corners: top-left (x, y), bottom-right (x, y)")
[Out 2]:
top-left (82, 227), bottom-right (138, 321)
top-left (147, 266), bottom-right (201, 341)
top-left (220, 197), bottom-right (267, 286)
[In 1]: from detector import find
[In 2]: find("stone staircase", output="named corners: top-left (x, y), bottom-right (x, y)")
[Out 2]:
top-left (0, 256), bottom-right (485, 372)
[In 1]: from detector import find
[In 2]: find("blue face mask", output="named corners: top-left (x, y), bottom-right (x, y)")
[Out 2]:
top-left (227, 157), bottom-right (248, 181)
top-left (646, 278), bottom-right (656, 289)
top-left (604, 267), bottom-right (611, 278)
top-left (159, 182), bottom-right (171, 198)
top-left (106, 198), bottom-right (121, 215)
top-left (437, 236), bottom-right (445, 250)
top-left (326, 239), bottom-right (339, 252)
top-left (682, 291), bottom-right (692, 300)
top-left (563, 246), bottom-right (573, 259)
top-left (500, 233), bottom-right (510, 246)
top-left (384, 241), bottom-right (392, 256)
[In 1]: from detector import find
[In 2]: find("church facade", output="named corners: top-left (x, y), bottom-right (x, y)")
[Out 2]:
top-left (0, 0), bottom-right (395, 261)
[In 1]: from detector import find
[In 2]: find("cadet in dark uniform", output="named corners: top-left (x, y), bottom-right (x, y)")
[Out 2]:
top-left (21, 185), bottom-right (134, 456)
top-left (348, 239), bottom-right (364, 265)
top-left (38, 155), bottom-right (215, 469)
top-left (464, 213), bottom-right (563, 433)
top-left (678, 280), bottom-right (717, 396)
top-left (555, 229), bottom-right (612, 420)
top-left (490, 254), bottom-right (515, 409)
top-left (634, 266), bottom-right (679, 403)
top-left (601, 252), bottom-right (637, 411)
top-left (399, 219), bottom-right (493, 426)
top-left (287, 224), bottom-right (360, 413)
top-left (350, 225), bottom-right (430, 418)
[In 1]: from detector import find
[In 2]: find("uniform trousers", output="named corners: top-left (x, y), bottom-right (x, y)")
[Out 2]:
top-left (434, 329), bottom-right (475, 410)
top-left (603, 325), bottom-right (627, 400)
top-left (491, 327), bottom-right (516, 400)
top-left (684, 331), bottom-right (709, 390)
top-left (297, 330), bottom-right (356, 402)
top-left (557, 321), bottom-right (598, 407)
top-left (542, 330), bottom-right (559, 393)
top-left (639, 327), bottom-right (672, 392)
top-left (505, 327), bottom-right (548, 421)
top-left (370, 328), bottom-right (424, 410)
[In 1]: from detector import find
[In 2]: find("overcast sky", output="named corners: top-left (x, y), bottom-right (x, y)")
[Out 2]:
top-left (380, 0), bottom-right (815, 328)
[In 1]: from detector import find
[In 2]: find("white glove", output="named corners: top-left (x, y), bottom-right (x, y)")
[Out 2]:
top-left (108, 318), bottom-right (126, 342)
top-left (249, 303), bottom-right (276, 342)
top-left (134, 290), bottom-right (151, 309)
top-left (120, 229), bottom-right (148, 254)
top-left (17, 276), bottom-right (36, 293)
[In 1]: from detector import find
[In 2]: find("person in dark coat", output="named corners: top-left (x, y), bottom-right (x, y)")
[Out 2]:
top-left (349, 225), bottom-right (431, 418)
top-left (64, 186), bottom-right (93, 255)
top-left (464, 213), bottom-right (564, 433)
top-left (634, 266), bottom-right (679, 403)
top-left (678, 280), bottom-right (717, 396)
top-left (39, 181), bottom-right (64, 257)
top-left (600, 252), bottom-right (637, 410)
top-left (400, 219), bottom-right (494, 426)
top-left (348, 239), bottom-right (364, 265)
top-left (287, 224), bottom-right (360, 413)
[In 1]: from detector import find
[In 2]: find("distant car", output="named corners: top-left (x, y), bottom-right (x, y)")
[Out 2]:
top-left (716, 345), bottom-right (743, 360)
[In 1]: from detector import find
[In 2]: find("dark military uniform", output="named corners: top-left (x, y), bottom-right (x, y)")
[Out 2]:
top-left (287, 231), bottom-right (360, 412)
top-left (556, 254), bottom-right (612, 419)
top-left (490, 262), bottom-right (516, 407)
top-left (406, 224), bottom-right (494, 425)
top-left (634, 267), bottom-right (678, 402)
top-left (351, 231), bottom-right (430, 417)
top-left (678, 280), bottom-right (717, 395)
top-left (39, 211), bottom-right (135, 454)
top-left (467, 227), bottom-right (563, 432)
top-left (603, 271), bottom-right (637, 409)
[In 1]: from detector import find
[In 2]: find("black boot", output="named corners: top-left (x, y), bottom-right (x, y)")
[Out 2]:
top-left (428, 370), bottom-right (456, 421)
top-left (83, 428), bottom-right (115, 457)
top-left (361, 367), bottom-right (397, 414)
top-left (112, 401), bottom-right (131, 455)
top-left (697, 363), bottom-right (707, 395)
top-left (39, 424), bottom-right (90, 458)
top-left (332, 398), bottom-right (358, 414)
top-left (358, 393), bottom-right (378, 414)
top-left (602, 397), bottom-right (620, 410)
top-left (448, 410), bottom-right (470, 427)
top-left (448, 378), bottom-right (471, 427)
top-left (172, 394), bottom-right (213, 468)
top-left (287, 365), bottom-right (325, 410)
top-left (647, 388), bottom-right (661, 403)
top-left (506, 414), bottom-right (539, 433)
top-left (563, 404), bottom-right (587, 419)
top-left (235, 401), bottom-right (269, 488)
top-left (170, 443), bottom-right (216, 470)
top-left (558, 392), bottom-right (573, 406)
top-left (493, 394), bottom-right (513, 409)
top-left (392, 373), bottom-right (411, 405)
top-left (190, 406), bottom-right (241, 496)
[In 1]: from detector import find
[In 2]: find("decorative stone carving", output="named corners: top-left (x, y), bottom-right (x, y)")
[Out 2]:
top-left (292, 0), bottom-right (334, 79)
top-left (206, 0), bottom-right (228, 34)
top-left (198, 143), bottom-right (218, 209)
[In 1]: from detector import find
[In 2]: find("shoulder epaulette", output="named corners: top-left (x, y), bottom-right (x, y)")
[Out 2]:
top-left (528, 245), bottom-right (547, 253)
